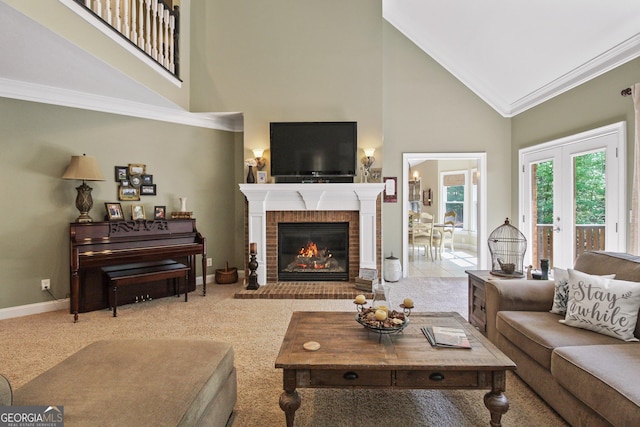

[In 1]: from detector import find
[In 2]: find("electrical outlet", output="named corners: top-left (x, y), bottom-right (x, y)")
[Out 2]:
top-left (41, 279), bottom-right (51, 291)
top-left (206, 258), bottom-right (213, 267)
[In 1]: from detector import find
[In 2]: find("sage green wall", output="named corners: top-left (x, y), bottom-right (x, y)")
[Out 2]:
top-left (189, 0), bottom-right (383, 165)
top-left (190, 0), bottom-right (384, 264)
top-left (383, 21), bottom-right (511, 263)
top-left (3, 0), bottom-right (191, 109)
top-left (0, 97), bottom-right (236, 310)
top-left (511, 57), bottom-right (640, 248)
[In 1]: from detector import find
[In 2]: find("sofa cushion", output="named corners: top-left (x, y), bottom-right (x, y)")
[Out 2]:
top-left (551, 344), bottom-right (640, 426)
top-left (14, 339), bottom-right (236, 426)
top-left (561, 269), bottom-right (640, 341)
top-left (496, 311), bottom-right (623, 369)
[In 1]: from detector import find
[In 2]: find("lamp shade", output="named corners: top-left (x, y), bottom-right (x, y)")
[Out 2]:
top-left (363, 148), bottom-right (375, 157)
top-left (62, 155), bottom-right (105, 181)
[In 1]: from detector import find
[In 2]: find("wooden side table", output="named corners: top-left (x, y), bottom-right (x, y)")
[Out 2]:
top-left (465, 270), bottom-right (492, 333)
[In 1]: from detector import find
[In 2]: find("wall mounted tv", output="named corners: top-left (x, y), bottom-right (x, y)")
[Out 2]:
top-left (270, 121), bottom-right (357, 183)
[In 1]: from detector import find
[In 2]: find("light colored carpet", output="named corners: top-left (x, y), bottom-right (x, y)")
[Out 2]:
top-left (0, 277), bottom-right (568, 426)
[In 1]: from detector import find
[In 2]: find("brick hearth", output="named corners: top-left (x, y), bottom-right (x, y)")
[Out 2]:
top-left (234, 281), bottom-right (373, 299)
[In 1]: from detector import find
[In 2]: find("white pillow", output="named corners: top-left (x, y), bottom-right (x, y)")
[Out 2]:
top-left (550, 268), bottom-right (615, 315)
top-left (561, 269), bottom-right (640, 341)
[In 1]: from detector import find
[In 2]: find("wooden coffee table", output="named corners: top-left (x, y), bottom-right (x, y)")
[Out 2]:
top-left (275, 311), bottom-right (516, 426)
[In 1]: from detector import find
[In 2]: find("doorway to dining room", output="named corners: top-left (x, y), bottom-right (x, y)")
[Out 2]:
top-left (402, 153), bottom-right (487, 278)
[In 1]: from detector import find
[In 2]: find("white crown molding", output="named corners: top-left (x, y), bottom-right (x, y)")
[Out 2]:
top-left (0, 78), bottom-right (244, 132)
top-left (509, 33), bottom-right (640, 117)
top-left (384, 16), bottom-right (640, 118)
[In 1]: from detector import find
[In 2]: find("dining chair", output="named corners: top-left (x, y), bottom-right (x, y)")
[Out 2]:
top-left (413, 212), bottom-right (441, 260)
top-left (441, 210), bottom-right (457, 255)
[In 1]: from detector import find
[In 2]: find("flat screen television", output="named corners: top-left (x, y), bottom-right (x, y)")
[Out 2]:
top-left (270, 121), bottom-right (357, 182)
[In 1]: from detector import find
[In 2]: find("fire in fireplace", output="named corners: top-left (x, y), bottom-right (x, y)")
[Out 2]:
top-left (278, 222), bottom-right (349, 281)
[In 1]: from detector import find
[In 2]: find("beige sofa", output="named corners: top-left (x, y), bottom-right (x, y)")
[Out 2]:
top-left (485, 251), bottom-right (640, 426)
top-left (2, 339), bottom-right (237, 427)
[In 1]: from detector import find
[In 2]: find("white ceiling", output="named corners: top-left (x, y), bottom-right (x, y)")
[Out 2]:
top-left (2, 1), bottom-right (640, 122)
top-left (383, 0), bottom-right (640, 116)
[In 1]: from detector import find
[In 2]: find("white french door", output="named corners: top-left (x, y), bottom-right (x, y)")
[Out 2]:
top-left (520, 122), bottom-right (626, 269)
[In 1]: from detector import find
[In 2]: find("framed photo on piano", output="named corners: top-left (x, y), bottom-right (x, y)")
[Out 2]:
top-left (154, 206), bottom-right (166, 220)
top-left (131, 204), bottom-right (146, 221)
top-left (105, 203), bottom-right (124, 220)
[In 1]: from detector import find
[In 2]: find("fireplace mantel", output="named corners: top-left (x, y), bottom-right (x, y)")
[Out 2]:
top-left (239, 183), bottom-right (384, 285)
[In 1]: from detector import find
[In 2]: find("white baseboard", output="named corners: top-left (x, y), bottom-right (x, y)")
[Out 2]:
top-left (0, 273), bottom-right (236, 320)
top-left (0, 298), bottom-right (70, 320)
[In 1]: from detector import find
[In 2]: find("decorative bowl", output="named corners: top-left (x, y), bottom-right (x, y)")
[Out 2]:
top-left (501, 263), bottom-right (516, 274)
top-left (355, 308), bottom-right (409, 334)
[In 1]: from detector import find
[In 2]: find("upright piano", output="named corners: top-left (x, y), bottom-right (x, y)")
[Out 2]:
top-left (70, 219), bottom-right (206, 321)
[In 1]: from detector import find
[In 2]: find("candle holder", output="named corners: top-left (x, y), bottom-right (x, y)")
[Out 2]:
top-left (399, 304), bottom-right (413, 317)
top-left (246, 248), bottom-right (259, 290)
top-left (353, 300), bottom-right (368, 312)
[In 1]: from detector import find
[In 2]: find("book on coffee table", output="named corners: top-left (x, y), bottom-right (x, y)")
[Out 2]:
top-left (422, 326), bottom-right (471, 349)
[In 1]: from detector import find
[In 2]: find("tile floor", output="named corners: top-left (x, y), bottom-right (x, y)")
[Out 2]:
top-left (408, 247), bottom-right (478, 278)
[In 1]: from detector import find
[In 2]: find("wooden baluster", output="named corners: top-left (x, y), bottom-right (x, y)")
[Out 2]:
top-left (130, 0), bottom-right (137, 42)
top-left (123, 0), bottom-right (130, 39)
top-left (157, 2), bottom-right (164, 65)
top-left (84, 0), bottom-right (91, 8)
top-left (94, 0), bottom-right (102, 18)
top-left (105, 0), bottom-right (112, 26)
top-left (152, 0), bottom-right (159, 60)
top-left (138, 0), bottom-right (145, 48)
top-left (144, 0), bottom-right (152, 55)
top-left (114, 0), bottom-right (120, 32)
top-left (168, 12), bottom-right (175, 72)
top-left (163, 8), bottom-right (170, 68)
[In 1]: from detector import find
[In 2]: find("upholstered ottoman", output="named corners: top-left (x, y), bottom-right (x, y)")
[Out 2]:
top-left (13, 339), bottom-right (237, 427)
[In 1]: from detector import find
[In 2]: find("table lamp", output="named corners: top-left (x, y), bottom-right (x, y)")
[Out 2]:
top-left (62, 154), bottom-right (105, 223)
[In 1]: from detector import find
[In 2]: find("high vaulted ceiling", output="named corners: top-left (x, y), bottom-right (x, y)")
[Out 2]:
top-left (383, 0), bottom-right (640, 116)
top-left (2, 1), bottom-right (640, 122)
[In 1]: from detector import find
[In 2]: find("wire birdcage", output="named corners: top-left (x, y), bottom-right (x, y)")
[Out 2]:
top-left (488, 218), bottom-right (527, 277)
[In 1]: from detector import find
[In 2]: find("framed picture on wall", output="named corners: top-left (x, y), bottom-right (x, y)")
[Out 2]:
top-left (119, 185), bottom-right (140, 201)
top-left (140, 184), bottom-right (156, 195)
top-left (114, 166), bottom-right (128, 182)
top-left (423, 188), bottom-right (432, 206)
top-left (128, 164), bottom-right (146, 176)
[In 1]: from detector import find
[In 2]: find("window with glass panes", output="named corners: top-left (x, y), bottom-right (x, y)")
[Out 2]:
top-left (442, 172), bottom-right (466, 228)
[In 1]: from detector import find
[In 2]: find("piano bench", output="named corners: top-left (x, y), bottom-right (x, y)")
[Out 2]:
top-left (103, 261), bottom-right (190, 317)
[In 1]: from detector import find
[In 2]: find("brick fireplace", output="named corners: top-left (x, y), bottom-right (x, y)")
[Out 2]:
top-left (239, 183), bottom-right (384, 285)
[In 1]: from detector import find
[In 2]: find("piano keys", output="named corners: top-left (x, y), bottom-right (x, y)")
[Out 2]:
top-left (70, 219), bottom-right (206, 322)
